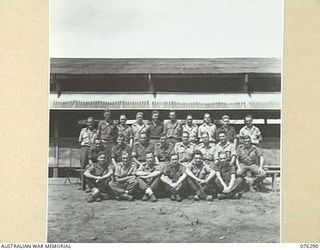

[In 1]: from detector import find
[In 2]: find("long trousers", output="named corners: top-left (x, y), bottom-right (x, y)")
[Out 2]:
top-left (161, 179), bottom-right (187, 196)
top-left (138, 177), bottom-right (160, 193)
top-left (108, 177), bottom-right (138, 196)
top-left (187, 177), bottom-right (215, 198)
top-left (237, 163), bottom-right (266, 183)
top-left (214, 176), bottom-right (245, 197)
top-left (80, 146), bottom-right (90, 190)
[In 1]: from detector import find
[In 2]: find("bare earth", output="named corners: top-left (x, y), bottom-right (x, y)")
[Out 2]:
top-left (47, 178), bottom-right (280, 243)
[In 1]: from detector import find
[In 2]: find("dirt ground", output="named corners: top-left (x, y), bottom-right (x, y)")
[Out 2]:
top-left (47, 177), bottom-right (280, 243)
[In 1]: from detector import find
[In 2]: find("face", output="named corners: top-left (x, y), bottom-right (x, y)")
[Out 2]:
top-left (121, 154), bottom-right (129, 165)
top-left (140, 134), bottom-right (148, 144)
top-left (222, 118), bottom-right (229, 126)
top-left (186, 116), bottom-right (193, 125)
top-left (117, 137), bottom-right (124, 145)
top-left (243, 138), bottom-right (251, 147)
top-left (136, 114), bottom-right (143, 123)
top-left (202, 133), bottom-right (209, 143)
top-left (245, 117), bottom-right (252, 126)
top-left (94, 140), bottom-right (102, 147)
top-left (169, 112), bottom-right (176, 121)
top-left (97, 154), bottom-right (106, 164)
top-left (120, 115), bottom-right (126, 125)
top-left (218, 133), bottom-right (226, 143)
top-left (104, 113), bottom-right (111, 120)
top-left (219, 154), bottom-right (227, 165)
top-left (146, 153), bottom-right (154, 165)
top-left (170, 155), bottom-right (179, 166)
top-left (152, 113), bottom-right (159, 121)
top-left (160, 136), bottom-right (166, 144)
top-left (182, 133), bottom-right (189, 144)
top-left (194, 154), bottom-right (202, 165)
top-left (87, 119), bottom-right (94, 128)
top-left (204, 114), bottom-right (211, 123)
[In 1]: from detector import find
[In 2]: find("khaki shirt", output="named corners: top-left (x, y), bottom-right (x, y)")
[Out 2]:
top-left (131, 122), bottom-right (150, 141)
top-left (187, 160), bottom-right (213, 180)
top-left (117, 124), bottom-right (133, 143)
top-left (164, 120), bottom-right (182, 139)
top-left (78, 128), bottom-right (97, 147)
top-left (236, 144), bottom-right (262, 166)
top-left (239, 125), bottom-right (262, 144)
top-left (195, 143), bottom-right (217, 161)
top-left (149, 121), bottom-right (164, 140)
top-left (174, 142), bottom-right (196, 163)
top-left (98, 120), bottom-right (118, 143)
top-left (161, 163), bottom-right (186, 182)
top-left (154, 142), bottom-right (173, 162)
top-left (182, 124), bottom-right (198, 143)
top-left (214, 141), bottom-right (236, 161)
top-left (114, 162), bottom-right (137, 178)
top-left (198, 123), bottom-right (217, 142)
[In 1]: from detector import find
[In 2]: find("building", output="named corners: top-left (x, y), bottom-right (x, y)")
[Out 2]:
top-left (49, 58), bottom-right (281, 177)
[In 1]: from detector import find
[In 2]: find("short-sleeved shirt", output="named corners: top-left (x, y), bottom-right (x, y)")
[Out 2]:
top-left (198, 123), bottom-right (217, 143)
top-left (137, 162), bottom-right (161, 173)
top-left (98, 120), bottom-right (118, 143)
top-left (214, 141), bottom-right (236, 161)
top-left (88, 145), bottom-right (105, 161)
top-left (174, 142), bottom-right (196, 163)
top-left (86, 163), bottom-right (112, 177)
top-left (164, 120), bottom-right (182, 139)
top-left (78, 128), bottom-right (97, 147)
top-left (236, 144), bottom-right (262, 166)
top-left (154, 142), bottom-right (173, 162)
top-left (131, 122), bottom-right (150, 141)
top-left (114, 162), bottom-right (137, 178)
top-left (215, 162), bottom-right (236, 185)
top-left (216, 125), bottom-right (237, 142)
top-left (195, 143), bottom-right (217, 161)
top-left (111, 143), bottom-right (132, 162)
top-left (149, 121), bottom-right (164, 140)
top-left (117, 124), bottom-right (133, 143)
top-left (132, 142), bottom-right (155, 162)
top-left (182, 124), bottom-right (198, 143)
top-left (161, 163), bottom-right (186, 182)
top-left (239, 125), bottom-right (262, 144)
top-left (187, 160), bottom-right (213, 180)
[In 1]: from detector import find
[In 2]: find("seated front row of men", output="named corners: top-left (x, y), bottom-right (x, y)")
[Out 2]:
top-left (84, 146), bottom-right (257, 203)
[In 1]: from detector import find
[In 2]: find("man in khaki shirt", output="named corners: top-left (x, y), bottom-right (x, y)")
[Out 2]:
top-left (173, 131), bottom-right (196, 164)
top-left (198, 113), bottom-right (217, 143)
top-left (164, 110), bottom-right (182, 145)
top-left (239, 115), bottom-right (262, 145)
top-left (132, 112), bottom-right (150, 142)
top-left (182, 115), bottom-right (198, 144)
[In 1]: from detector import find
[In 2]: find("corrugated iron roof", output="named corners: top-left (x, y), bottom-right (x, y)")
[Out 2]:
top-left (50, 92), bottom-right (281, 110)
top-left (50, 58), bottom-right (281, 75)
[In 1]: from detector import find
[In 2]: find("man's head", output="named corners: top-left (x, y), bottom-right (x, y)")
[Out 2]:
top-left (104, 109), bottom-right (111, 120)
top-left (218, 152), bottom-right (227, 166)
top-left (159, 133), bottom-right (167, 145)
top-left (193, 150), bottom-right (203, 165)
top-left (218, 131), bottom-right (227, 144)
top-left (186, 115), bottom-right (193, 126)
top-left (182, 131), bottom-right (190, 144)
top-left (221, 115), bottom-right (230, 127)
top-left (201, 132), bottom-right (210, 144)
top-left (139, 132), bottom-right (148, 144)
top-left (121, 151), bottom-right (130, 165)
top-left (87, 117), bottom-right (95, 128)
top-left (152, 110), bottom-right (159, 122)
top-left (97, 152), bottom-right (107, 164)
top-left (169, 110), bottom-right (176, 122)
top-left (244, 115), bottom-right (253, 127)
top-left (136, 112), bottom-right (144, 123)
top-left (242, 135), bottom-right (252, 147)
top-left (119, 114), bottom-right (127, 125)
top-left (170, 153), bottom-right (179, 166)
top-left (117, 134), bottom-right (125, 145)
top-left (204, 113), bottom-right (211, 124)
top-left (146, 152), bottom-right (155, 165)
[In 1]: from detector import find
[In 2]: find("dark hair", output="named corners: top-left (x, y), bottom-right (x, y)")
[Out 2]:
top-left (193, 150), bottom-right (203, 158)
top-left (170, 153), bottom-right (179, 159)
top-left (152, 110), bottom-right (159, 116)
top-left (241, 135), bottom-right (251, 141)
top-left (245, 115), bottom-right (253, 120)
top-left (222, 115), bottom-right (230, 120)
top-left (136, 112), bottom-right (144, 117)
top-left (218, 130), bottom-right (227, 136)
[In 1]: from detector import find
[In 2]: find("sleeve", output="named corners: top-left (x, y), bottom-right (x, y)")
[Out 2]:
top-left (230, 144), bottom-right (236, 156)
top-left (78, 129), bottom-right (83, 142)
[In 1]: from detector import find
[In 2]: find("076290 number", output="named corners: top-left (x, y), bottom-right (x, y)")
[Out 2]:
top-left (300, 244), bottom-right (319, 248)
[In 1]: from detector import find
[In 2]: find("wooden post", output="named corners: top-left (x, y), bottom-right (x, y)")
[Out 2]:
top-left (53, 112), bottom-right (60, 178)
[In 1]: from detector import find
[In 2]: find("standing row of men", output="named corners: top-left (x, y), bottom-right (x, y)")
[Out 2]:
top-left (78, 110), bottom-right (266, 202)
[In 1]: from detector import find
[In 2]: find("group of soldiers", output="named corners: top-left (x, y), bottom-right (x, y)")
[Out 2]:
top-left (78, 109), bottom-right (266, 203)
